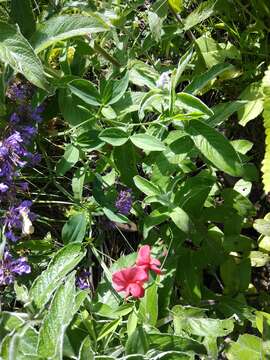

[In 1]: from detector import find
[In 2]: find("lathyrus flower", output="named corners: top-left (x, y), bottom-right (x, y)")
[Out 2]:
top-left (136, 245), bottom-right (162, 275)
top-left (112, 266), bottom-right (149, 298)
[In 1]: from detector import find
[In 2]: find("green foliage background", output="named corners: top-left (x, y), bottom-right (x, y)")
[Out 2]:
top-left (1, 0), bottom-right (270, 358)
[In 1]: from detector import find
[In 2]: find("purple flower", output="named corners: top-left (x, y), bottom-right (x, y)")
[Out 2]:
top-left (30, 105), bottom-right (44, 123)
top-left (115, 189), bottom-right (132, 215)
top-left (0, 249), bottom-right (31, 286)
top-left (5, 231), bottom-right (19, 242)
top-left (26, 153), bottom-right (42, 166)
top-left (7, 83), bottom-right (30, 103)
top-left (20, 126), bottom-right (37, 143)
top-left (76, 269), bottom-right (91, 290)
top-left (3, 200), bottom-right (35, 241)
top-left (0, 183), bottom-right (9, 192)
top-left (19, 182), bottom-right (29, 192)
top-left (10, 113), bottom-right (21, 124)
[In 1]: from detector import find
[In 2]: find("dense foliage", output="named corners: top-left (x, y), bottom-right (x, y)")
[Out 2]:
top-left (1, 0), bottom-right (270, 359)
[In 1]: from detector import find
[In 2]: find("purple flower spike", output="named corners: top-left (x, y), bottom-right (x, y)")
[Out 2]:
top-left (115, 189), bottom-right (132, 215)
top-left (76, 269), bottom-right (91, 290)
top-left (0, 249), bottom-right (31, 286)
top-left (10, 113), bottom-right (21, 124)
top-left (0, 183), bottom-right (9, 192)
top-left (7, 83), bottom-right (30, 103)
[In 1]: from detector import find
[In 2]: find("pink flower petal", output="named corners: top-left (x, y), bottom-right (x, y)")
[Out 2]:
top-left (136, 245), bottom-right (151, 266)
top-left (150, 264), bottom-right (162, 274)
top-left (129, 266), bottom-right (148, 283)
top-left (128, 283), bottom-right (145, 298)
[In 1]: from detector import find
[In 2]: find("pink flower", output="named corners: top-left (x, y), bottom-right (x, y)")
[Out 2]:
top-left (136, 245), bottom-right (162, 275)
top-left (112, 266), bottom-right (149, 298)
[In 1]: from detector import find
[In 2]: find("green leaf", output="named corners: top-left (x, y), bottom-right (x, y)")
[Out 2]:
top-left (184, 63), bottom-right (233, 95)
top-left (226, 334), bottom-right (262, 360)
top-left (183, 0), bottom-right (216, 31)
top-left (185, 120), bottom-right (243, 176)
top-left (249, 251), bottom-right (270, 267)
top-left (30, 244), bottom-right (85, 309)
top-left (208, 101), bottom-right (247, 127)
top-left (148, 11), bottom-right (164, 42)
top-left (254, 219), bottom-right (270, 236)
top-left (103, 207), bottom-right (129, 224)
top-left (72, 167), bottom-right (86, 200)
top-left (133, 175), bottom-right (162, 196)
top-left (169, 207), bottom-right (193, 234)
top-left (130, 134), bottom-right (166, 152)
top-left (238, 82), bottom-right (264, 126)
top-left (68, 79), bottom-right (101, 106)
top-left (99, 127), bottom-right (129, 146)
top-left (143, 208), bottom-right (170, 239)
top-left (174, 171), bottom-right (215, 217)
top-left (0, 22), bottom-right (49, 90)
top-left (31, 14), bottom-right (109, 53)
top-left (97, 318), bottom-right (121, 342)
top-left (231, 139), bottom-right (253, 155)
top-left (173, 48), bottom-right (193, 89)
top-left (139, 284), bottom-right (158, 326)
top-left (220, 256), bottom-right (251, 294)
top-left (148, 333), bottom-right (206, 354)
top-left (126, 326), bottom-right (149, 355)
top-left (107, 72), bottom-right (129, 105)
top-left (113, 142), bottom-right (138, 189)
top-left (56, 144), bottom-right (80, 176)
top-left (176, 92), bottom-right (214, 117)
top-left (77, 130), bottom-right (105, 150)
top-left (1, 326), bottom-right (39, 360)
top-left (195, 36), bottom-right (240, 69)
top-left (10, 0), bottom-right (36, 38)
top-left (176, 251), bottom-right (202, 303)
top-left (59, 88), bottom-right (90, 126)
top-left (129, 60), bottom-right (159, 89)
top-left (37, 272), bottom-right (78, 358)
top-left (62, 213), bottom-right (87, 244)
top-left (168, 0), bottom-right (183, 13)
top-left (0, 312), bottom-right (24, 340)
top-left (78, 337), bottom-right (94, 360)
top-left (173, 306), bottom-right (234, 337)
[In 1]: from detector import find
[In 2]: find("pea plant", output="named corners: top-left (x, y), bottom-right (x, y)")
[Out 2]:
top-left (0, 0), bottom-right (270, 359)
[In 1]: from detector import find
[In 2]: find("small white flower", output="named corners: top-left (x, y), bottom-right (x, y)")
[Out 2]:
top-left (20, 210), bottom-right (34, 236)
top-left (156, 71), bottom-right (171, 90)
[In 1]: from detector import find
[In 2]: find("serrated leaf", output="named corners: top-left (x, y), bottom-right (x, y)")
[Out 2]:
top-left (31, 14), bottom-right (109, 53)
top-left (30, 244), bottom-right (85, 309)
top-left (0, 21), bottom-right (49, 90)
